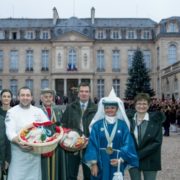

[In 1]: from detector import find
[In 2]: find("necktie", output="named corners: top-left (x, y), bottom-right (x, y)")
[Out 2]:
top-left (81, 103), bottom-right (85, 115)
top-left (46, 107), bottom-right (51, 119)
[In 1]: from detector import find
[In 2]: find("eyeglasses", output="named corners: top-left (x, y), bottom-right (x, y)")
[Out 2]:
top-left (136, 103), bottom-right (148, 106)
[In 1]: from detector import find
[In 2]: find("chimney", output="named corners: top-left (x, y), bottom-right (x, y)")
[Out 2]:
top-left (91, 7), bottom-right (95, 25)
top-left (53, 7), bottom-right (59, 25)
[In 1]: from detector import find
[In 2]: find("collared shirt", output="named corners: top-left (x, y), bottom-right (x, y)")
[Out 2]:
top-left (133, 112), bottom-right (149, 144)
top-left (134, 112), bottom-right (149, 125)
top-left (79, 101), bottom-right (88, 131)
top-left (80, 101), bottom-right (88, 111)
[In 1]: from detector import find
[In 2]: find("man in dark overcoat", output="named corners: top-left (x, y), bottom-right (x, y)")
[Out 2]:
top-left (61, 82), bottom-right (97, 180)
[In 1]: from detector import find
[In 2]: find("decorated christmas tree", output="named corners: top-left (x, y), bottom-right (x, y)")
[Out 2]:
top-left (125, 49), bottom-right (155, 99)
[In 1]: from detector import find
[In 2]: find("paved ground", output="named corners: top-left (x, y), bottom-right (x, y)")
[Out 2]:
top-left (78, 129), bottom-right (180, 180)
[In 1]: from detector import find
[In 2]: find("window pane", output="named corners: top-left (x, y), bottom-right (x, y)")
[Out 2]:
top-left (168, 45), bottom-right (176, 65)
top-left (97, 79), bottom-right (104, 99)
top-left (97, 30), bottom-right (104, 39)
top-left (41, 50), bottom-right (49, 69)
top-left (10, 79), bottom-right (18, 97)
top-left (127, 31), bottom-right (134, 39)
top-left (112, 50), bottom-right (120, 71)
top-left (26, 79), bottom-right (33, 91)
top-left (169, 23), bottom-right (176, 32)
top-left (128, 50), bottom-right (135, 69)
top-left (0, 50), bottom-right (3, 71)
top-left (143, 51), bottom-right (151, 69)
top-left (143, 31), bottom-right (151, 39)
top-left (113, 79), bottom-right (120, 97)
top-left (42, 31), bottom-right (49, 39)
top-left (41, 79), bottom-right (49, 89)
top-left (96, 50), bottom-right (105, 71)
top-left (157, 47), bottom-right (160, 68)
top-left (68, 49), bottom-right (77, 70)
top-left (26, 50), bottom-right (33, 69)
top-left (0, 80), bottom-right (2, 91)
top-left (10, 50), bottom-right (18, 71)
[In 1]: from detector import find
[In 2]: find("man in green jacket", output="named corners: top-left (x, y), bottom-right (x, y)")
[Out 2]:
top-left (61, 82), bottom-right (97, 180)
top-left (40, 88), bottom-right (66, 180)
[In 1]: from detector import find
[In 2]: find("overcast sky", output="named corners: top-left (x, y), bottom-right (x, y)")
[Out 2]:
top-left (0, 0), bottom-right (179, 22)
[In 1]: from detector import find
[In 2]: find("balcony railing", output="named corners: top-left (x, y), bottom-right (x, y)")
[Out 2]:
top-left (41, 67), bottom-right (49, 71)
top-left (96, 68), bottom-right (105, 72)
top-left (67, 64), bottom-right (77, 71)
top-left (25, 67), bottom-right (33, 72)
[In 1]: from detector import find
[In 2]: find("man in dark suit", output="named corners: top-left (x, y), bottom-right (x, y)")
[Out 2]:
top-left (61, 82), bottom-right (97, 180)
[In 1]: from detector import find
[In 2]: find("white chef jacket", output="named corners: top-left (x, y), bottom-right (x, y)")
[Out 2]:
top-left (5, 105), bottom-right (49, 180)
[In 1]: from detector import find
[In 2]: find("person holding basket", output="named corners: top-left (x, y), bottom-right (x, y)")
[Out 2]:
top-left (5, 87), bottom-right (49, 180)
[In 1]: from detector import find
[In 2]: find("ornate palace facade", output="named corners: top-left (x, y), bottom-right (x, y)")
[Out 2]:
top-left (0, 7), bottom-right (179, 103)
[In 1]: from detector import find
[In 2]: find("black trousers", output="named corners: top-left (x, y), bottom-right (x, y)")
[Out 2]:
top-left (66, 151), bottom-right (91, 180)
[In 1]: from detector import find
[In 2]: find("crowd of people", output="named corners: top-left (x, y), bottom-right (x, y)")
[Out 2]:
top-left (0, 82), bottom-right (179, 180)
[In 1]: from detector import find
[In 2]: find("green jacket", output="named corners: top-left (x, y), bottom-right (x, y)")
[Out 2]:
top-left (0, 114), bottom-right (11, 165)
top-left (40, 104), bottom-right (62, 124)
top-left (126, 110), bottom-right (165, 171)
top-left (61, 99), bottom-right (97, 137)
top-left (40, 104), bottom-right (65, 180)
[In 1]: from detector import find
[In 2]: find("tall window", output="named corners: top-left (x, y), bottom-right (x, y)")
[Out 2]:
top-left (96, 30), bottom-right (104, 39)
top-left (174, 78), bottom-right (178, 92)
top-left (67, 49), bottom-right (77, 70)
top-left (97, 79), bottom-right (104, 99)
top-left (157, 47), bottom-right (160, 68)
top-left (127, 30), bottom-right (135, 39)
top-left (143, 31), bottom-right (151, 39)
top-left (143, 51), bottom-right (151, 69)
top-left (113, 79), bottom-right (120, 97)
top-left (166, 80), bottom-right (170, 92)
top-left (26, 79), bottom-right (33, 91)
top-left (157, 78), bottom-right (160, 97)
top-left (26, 50), bottom-right (33, 71)
top-left (112, 50), bottom-right (120, 71)
top-left (96, 50), bottom-right (105, 71)
top-left (0, 80), bottom-right (2, 91)
top-left (168, 44), bottom-right (177, 65)
top-left (10, 79), bottom-right (18, 97)
top-left (41, 50), bottom-right (49, 71)
top-left (41, 79), bottom-right (49, 89)
top-left (0, 31), bottom-right (5, 40)
top-left (42, 31), bottom-right (49, 39)
top-left (58, 53), bottom-right (62, 66)
top-left (169, 23), bottom-right (177, 32)
top-left (26, 31), bottom-right (34, 39)
top-left (111, 30), bottom-right (120, 39)
top-left (0, 50), bottom-right (3, 71)
top-left (128, 50), bottom-right (135, 69)
top-left (10, 50), bottom-right (18, 71)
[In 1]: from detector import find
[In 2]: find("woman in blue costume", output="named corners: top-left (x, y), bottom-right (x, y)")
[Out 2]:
top-left (84, 88), bottom-right (138, 180)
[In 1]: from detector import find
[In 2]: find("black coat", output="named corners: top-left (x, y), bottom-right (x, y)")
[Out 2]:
top-left (0, 114), bottom-right (11, 166)
top-left (126, 110), bottom-right (165, 171)
top-left (61, 99), bottom-right (97, 137)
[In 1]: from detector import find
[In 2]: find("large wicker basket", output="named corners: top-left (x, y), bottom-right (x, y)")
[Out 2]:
top-left (18, 123), bottom-right (64, 154)
top-left (60, 130), bottom-right (88, 152)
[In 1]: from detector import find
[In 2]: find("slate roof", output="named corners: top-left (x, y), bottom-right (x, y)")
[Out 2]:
top-left (0, 17), bottom-right (157, 29)
top-left (0, 18), bottom-right (53, 28)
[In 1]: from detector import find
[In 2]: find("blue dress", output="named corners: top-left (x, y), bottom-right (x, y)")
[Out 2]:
top-left (84, 119), bottom-right (139, 180)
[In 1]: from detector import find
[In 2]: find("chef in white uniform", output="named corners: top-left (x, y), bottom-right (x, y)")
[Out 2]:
top-left (5, 86), bottom-right (49, 180)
